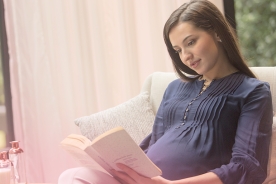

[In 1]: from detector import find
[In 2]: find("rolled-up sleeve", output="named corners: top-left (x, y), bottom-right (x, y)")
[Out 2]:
top-left (211, 82), bottom-right (273, 184)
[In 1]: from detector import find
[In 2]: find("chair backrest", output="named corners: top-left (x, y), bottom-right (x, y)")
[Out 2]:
top-left (141, 72), bottom-right (177, 115)
top-left (250, 67), bottom-right (276, 111)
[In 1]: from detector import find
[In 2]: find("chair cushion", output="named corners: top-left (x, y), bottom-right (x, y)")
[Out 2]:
top-left (74, 92), bottom-right (155, 144)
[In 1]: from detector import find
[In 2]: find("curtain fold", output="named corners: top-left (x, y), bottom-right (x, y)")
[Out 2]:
top-left (3, 0), bottom-right (223, 182)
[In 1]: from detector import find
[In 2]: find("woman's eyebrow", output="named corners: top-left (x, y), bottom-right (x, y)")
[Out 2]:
top-left (172, 35), bottom-right (193, 48)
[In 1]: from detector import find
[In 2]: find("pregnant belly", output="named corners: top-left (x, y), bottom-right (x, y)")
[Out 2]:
top-left (146, 127), bottom-right (221, 180)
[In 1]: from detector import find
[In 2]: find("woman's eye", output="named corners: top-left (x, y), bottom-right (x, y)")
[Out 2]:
top-left (175, 49), bottom-right (181, 54)
top-left (188, 40), bottom-right (195, 46)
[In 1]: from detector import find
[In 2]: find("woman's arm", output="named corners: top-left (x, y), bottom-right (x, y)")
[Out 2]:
top-left (210, 82), bottom-right (273, 183)
top-left (113, 164), bottom-right (223, 184)
top-left (169, 172), bottom-right (222, 184)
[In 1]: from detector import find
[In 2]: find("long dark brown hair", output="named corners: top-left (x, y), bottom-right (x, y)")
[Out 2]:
top-left (163, 0), bottom-right (256, 81)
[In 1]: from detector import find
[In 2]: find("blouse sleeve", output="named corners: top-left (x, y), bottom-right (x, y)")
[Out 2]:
top-left (210, 82), bottom-right (273, 184)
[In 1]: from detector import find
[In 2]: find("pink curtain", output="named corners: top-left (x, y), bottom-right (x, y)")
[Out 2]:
top-left (3, 0), bottom-right (223, 182)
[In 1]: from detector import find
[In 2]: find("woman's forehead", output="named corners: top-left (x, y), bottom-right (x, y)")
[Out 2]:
top-left (169, 22), bottom-right (200, 43)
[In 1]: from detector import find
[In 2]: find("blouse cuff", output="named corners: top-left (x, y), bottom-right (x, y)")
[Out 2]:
top-left (210, 156), bottom-right (266, 184)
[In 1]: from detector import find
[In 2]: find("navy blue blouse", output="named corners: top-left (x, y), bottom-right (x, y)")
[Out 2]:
top-left (140, 72), bottom-right (273, 184)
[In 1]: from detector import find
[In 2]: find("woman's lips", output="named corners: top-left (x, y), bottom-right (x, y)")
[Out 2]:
top-left (190, 59), bottom-right (201, 69)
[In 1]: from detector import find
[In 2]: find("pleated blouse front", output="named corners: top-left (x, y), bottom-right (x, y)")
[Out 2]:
top-left (142, 72), bottom-right (273, 183)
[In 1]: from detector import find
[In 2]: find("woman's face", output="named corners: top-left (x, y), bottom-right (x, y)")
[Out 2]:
top-left (169, 22), bottom-right (224, 77)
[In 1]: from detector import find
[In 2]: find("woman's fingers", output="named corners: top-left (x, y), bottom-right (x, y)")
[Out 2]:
top-left (112, 164), bottom-right (169, 184)
top-left (116, 163), bottom-right (145, 183)
top-left (111, 169), bottom-right (136, 184)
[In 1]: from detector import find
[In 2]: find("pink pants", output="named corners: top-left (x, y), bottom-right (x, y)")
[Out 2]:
top-left (58, 167), bottom-right (121, 184)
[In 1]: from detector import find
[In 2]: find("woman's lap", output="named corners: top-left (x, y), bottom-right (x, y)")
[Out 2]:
top-left (58, 167), bottom-right (121, 184)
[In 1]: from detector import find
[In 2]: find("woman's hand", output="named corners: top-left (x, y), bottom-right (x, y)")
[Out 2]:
top-left (111, 163), bottom-right (170, 184)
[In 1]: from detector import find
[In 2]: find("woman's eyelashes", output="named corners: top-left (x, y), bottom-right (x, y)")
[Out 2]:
top-left (174, 39), bottom-right (196, 54)
top-left (187, 39), bottom-right (195, 46)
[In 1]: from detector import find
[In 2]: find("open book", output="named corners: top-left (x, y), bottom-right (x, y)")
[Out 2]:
top-left (60, 127), bottom-right (162, 178)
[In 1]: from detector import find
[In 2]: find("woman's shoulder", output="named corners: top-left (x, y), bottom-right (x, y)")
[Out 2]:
top-left (166, 78), bottom-right (195, 90)
top-left (241, 74), bottom-right (270, 91)
top-left (167, 78), bottom-right (184, 87)
top-left (164, 78), bottom-right (183, 93)
top-left (163, 78), bottom-right (198, 98)
top-left (235, 73), bottom-right (271, 97)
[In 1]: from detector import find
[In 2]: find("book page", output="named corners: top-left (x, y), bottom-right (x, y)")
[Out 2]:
top-left (61, 144), bottom-right (102, 168)
top-left (60, 135), bottom-right (112, 175)
top-left (91, 127), bottom-right (161, 178)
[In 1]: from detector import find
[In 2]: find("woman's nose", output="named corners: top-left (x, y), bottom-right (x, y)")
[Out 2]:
top-left (180, 50), bottom-right (192, 63)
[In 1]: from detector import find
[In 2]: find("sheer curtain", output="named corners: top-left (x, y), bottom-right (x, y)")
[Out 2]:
top-left (3, 0), bottom-right (223, 182)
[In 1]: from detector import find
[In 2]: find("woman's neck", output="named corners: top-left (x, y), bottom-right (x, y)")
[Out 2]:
top-left (202, 68), bottom-right (238, 82)
top-left (202, 58), bottom-right (238, 82)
